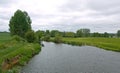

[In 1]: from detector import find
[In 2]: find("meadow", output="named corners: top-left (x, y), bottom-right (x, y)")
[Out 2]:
top-left (0, 32), bottom-right (41, 73)
top-left (62, 37), bottom-right (120, 52)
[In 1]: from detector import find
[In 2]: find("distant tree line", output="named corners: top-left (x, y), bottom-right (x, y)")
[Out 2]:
top-left (35, 28), bottom-right (119, 39)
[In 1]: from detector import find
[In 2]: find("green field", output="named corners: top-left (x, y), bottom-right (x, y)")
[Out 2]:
top-left (62, 37), bottom-right (120, 52)
top-left (0, 32), bottom-right (41, 73)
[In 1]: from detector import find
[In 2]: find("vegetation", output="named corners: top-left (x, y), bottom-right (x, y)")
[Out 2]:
top-left (36, 30), bottom-right (45, 41)
top-left (117, 30), bottom-right (120, 37)
top-left (76, 28), bottom-right (90, 37)
top-left (62, 38), bottom-right (120, 52)
top-left (0, 10), bottom-right (41, 73)
top-left (39, 29), bottom-right (117, 39)
top-left (54, 33), bottom-right (62, 43)
top-left (25, 30), bottom-right (36, 43)
top-left (0, 32), bottom-right (41, 73)
top-left (9, 9), bottom-right (32, 38)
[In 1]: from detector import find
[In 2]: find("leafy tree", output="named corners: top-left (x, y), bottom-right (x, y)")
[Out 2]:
top-left (64, 32), bottom-right (75, 37)
top-left (43, 30), bottom-right (50, 41)
top-left (103, 32), bottom-right (109, 37)
top-left (50, 30), bottom-right (59, 37)
top-left (25, 30), bottom-right (36, 43)
top-left (36, 30), bottom-right (45, 41)
top-left (76, 29), bottom-right (82, 37)
top-left (45, 30), bottom-right (50, 35)
top-left (9, 9), bottom-right (32, 38)
top-left (117, 30), bottom-right (120, 37)
top-left (92, 32), bottom-right (101, 37)
top-left (76, 28), bottom-right (90, 37)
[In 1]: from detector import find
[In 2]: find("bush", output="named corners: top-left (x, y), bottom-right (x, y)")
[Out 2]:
top-left (25, 30), bottom-right (36, 43)
top-left (54, 33), bottom-right (62, 43)
top-left (44, 35), bottom-right (50, 41)
top-left (12, 35), bottom-right (25, 42)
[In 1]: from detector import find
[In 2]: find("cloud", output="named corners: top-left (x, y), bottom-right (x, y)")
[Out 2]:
top-left (0, 0), bottom-right (18, 7)
top-left (0, 0), bottom-right (120, 32)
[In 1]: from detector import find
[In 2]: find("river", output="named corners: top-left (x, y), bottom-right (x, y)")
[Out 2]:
top-left (21, 42), bottom-right (120, 73)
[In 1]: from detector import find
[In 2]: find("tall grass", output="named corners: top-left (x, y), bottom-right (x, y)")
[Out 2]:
top-left (0, 32), bottom-right (41, 73)
top-left (62, 37), bottom-right (120, 52)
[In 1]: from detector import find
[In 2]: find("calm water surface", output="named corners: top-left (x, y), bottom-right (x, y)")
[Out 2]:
top-left (21, 42), bottom-right (120, 73)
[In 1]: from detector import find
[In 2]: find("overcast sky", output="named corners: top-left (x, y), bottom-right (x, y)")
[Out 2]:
top-left (0, 0), bottom-right (120, 33)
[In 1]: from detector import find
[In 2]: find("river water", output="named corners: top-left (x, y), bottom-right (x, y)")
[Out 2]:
top-left (21, 42), bottom-right (120, 73)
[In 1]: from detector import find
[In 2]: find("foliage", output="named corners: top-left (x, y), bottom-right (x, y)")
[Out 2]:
top-left (76, 29), bottom-right (83, 37)
top-left (92, 32), bottom-right (101, 37)
top-left (25, 30), bottom-right (36, 43)
top-left (9, 9), bottom-right (32, 38)
top-left (36, 30), bottom-right (45, 41)
top-left (45, 30), bottom-right (50, 35)
top-left (0, 32), bottom-right (41, 73)
top-left (50, 30), bottom-right (59, 37)
top-left (64, 32), bottom-right (75, 37)
top-left (76, 28), bottom-right (90, 37)
top-left (103, 32), bottom-right (109, 37)
top-left (62, 38), bottom-right (120, 52)
top-left (12, 35), bottom-right (25, 42)
top-left (117, 30), bottom-right (120, 37)
top-left (54, 33), bottom-right (62, 43)
top-left (44, 35), bottom-right (50, 41)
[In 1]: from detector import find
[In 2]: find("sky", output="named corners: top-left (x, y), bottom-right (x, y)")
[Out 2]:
top-left (0, 0), bottom-right (120, 33)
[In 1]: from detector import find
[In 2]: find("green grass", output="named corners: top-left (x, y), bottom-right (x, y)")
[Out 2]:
top-left (0, 32), bottom-right (41, 73)
top-left (61, 37), bottom-right (120, 52)
top-left (0, 32), bottom-right (11, 43)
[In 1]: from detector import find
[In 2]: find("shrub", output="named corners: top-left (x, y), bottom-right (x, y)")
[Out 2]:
top-left (12, 35), bottom-right (25, 42)
top-left (44, 35), bottom-right (50, 41)
top-left (25, 30), bottom-right (36, 43)
top-left (54, 33), bottom-right (62, 43)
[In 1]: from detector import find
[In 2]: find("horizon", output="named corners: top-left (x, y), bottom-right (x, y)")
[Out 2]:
top-left (0, 0), bottom-right (120, 33)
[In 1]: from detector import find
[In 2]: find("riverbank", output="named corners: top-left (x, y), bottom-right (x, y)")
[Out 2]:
top-left (51, 37), bottom-right (120, 52)
top-left (0, 32), bottom-right (41, 73)
top-left (62, 38), bottom-right (120, 52)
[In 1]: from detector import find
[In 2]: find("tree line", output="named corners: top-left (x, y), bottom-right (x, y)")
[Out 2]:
top-left (36, 29), bottom-right (120, 38)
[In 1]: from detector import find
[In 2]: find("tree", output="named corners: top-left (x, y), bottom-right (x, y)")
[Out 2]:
top-left (64, 32), bottom-right (75, 37)
top-left (45, 30), bottom-right (50, 35)
top-left (50, 30), bottom-right (59, 37)
top-left (76, 29), bottom-right (82, 37)
top-left (9, 9), bottom-right (32, 38)
top-left (117, 30), bottom-right (120, 37)
top-left (76, 28), bottom-right (90, 37)
top-left (36, 30), bottom-right (45, 41)
top-left (92, 32), bottom-right (101, 37)
top-left (103, 32), bottom-right (109, 37)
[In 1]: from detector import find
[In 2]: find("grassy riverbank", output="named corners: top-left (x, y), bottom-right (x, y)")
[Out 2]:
top-left (0, 32), bottom-right (41, 73)
top-left (61, 38), bottom-right (120, 52)
top-left (51, 37), bottom-right (120, 52)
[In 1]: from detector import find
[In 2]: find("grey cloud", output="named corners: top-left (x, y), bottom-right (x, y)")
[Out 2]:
top-left (87, 0), bottom-right (120, 11)
top-left (60, 0), bottom-right (120, 16)
top-left (0, 14), bottom-right (10, 20)
top-left (59, 0), bottom-right (85, 12)
top-left (0, 0), bottom-right (17, 7)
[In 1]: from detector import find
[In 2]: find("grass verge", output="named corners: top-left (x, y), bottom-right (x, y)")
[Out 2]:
top-left (51, 37), bottom-right (120, 52)
top-left (0, 32), bottom-right (41, 73)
